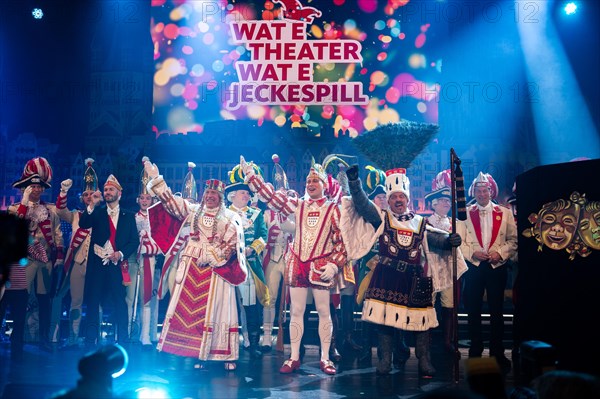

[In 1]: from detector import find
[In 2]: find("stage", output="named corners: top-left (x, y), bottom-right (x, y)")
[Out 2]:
top-left (0, 335), bottom-right (516, 399)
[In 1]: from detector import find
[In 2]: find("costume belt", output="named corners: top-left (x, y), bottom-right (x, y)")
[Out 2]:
top-left (378, 256), bottom-right (410, 272)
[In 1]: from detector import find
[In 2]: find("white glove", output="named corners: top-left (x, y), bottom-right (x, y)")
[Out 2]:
top-left (240, 155), bottom-right (255, 179)
top-left (320, 262), bottom-right (338, 281)
top-left (144, 160), bottom-right (159, 179)
top-left (20, 186), bottom-right (33, 205)
top-left (60, 179), bottom-right (73, 194)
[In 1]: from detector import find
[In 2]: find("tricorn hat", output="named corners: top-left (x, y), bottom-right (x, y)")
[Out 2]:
top-left (425, 169), bottom-right (452, 204)
top-left (12, 157), bottom-right (53, 189)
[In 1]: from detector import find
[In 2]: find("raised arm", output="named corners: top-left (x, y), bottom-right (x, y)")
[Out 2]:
top-left (55, 179), bottom-right (76, 224)
top-left (78, 190), bottom-right (104, 229)
top-left (144, 160), bottom-right (193, 220)
top-left (241, 156), bottom-right (298, 217)
top-left (9, 186), bottom-right (33, 219)
top-left (346, 164), bottom-right (382, 229)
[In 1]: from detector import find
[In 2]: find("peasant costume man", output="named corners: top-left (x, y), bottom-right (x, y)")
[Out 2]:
top-left (340, 165), bottom-right (462, 377)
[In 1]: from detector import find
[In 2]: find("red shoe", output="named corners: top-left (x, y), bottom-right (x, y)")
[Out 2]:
top-left (279, 358), bottom-right (301, 374)
top-left (320, 359), bottom-right (337, 375)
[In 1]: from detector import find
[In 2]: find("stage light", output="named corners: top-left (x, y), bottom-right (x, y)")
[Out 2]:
top-left (51, 344), bottom-right (129, 399)
top-left (564, 2), bottom-right (577, 15)
top-left (136, 387), bottom-right (169, 399)
top-left (31, 8), bottom-right (44, 19)
top-left (78, 343), bottom-right (129, 379)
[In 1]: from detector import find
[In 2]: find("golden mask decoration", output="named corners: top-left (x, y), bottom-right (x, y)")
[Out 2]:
top-left (579, 200), bottom-right (600, 251)
top-left (523, 192), bottom-right (598, 260)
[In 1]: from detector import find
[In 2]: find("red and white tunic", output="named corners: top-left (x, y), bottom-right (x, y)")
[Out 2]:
top-left (247, 175), bottom-right (347, 290)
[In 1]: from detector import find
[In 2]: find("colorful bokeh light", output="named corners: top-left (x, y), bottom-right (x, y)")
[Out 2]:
top-left (151, 0), bottom-right (442, 136)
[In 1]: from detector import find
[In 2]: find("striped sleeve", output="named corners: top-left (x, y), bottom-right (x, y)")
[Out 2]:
top-left (247, 175), bottom-right (297, 217)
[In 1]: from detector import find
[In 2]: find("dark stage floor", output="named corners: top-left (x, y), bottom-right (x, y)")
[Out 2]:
top-left (0, 338), bottom-right (517, 399)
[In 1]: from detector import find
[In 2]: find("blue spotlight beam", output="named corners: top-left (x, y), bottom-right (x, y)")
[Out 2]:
top-left (517, 0), bottom-right (600, 164)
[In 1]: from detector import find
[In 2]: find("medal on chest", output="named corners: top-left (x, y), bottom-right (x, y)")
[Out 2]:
top-left (396, 229), bottom-right (414, 247)
top-left (202, 214), bottom-right (215, 228)
top-left (306, 211), bottom-right (320, 228)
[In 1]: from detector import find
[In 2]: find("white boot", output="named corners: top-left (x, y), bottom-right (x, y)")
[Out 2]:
top-left (261, 306), bottom-right (274, 351)
top-left (140, 306), bottom-right (152, 346)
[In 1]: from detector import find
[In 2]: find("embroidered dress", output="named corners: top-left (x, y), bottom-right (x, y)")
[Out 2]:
top-left (148, 176), bottom-right (247, 361)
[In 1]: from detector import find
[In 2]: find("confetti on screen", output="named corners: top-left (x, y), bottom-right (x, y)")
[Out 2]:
top-left (151, 0), bottom-right (442, 137)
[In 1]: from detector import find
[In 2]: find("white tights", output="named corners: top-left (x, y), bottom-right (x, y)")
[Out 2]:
top-left (288, 287), bottom-right (332, 362)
